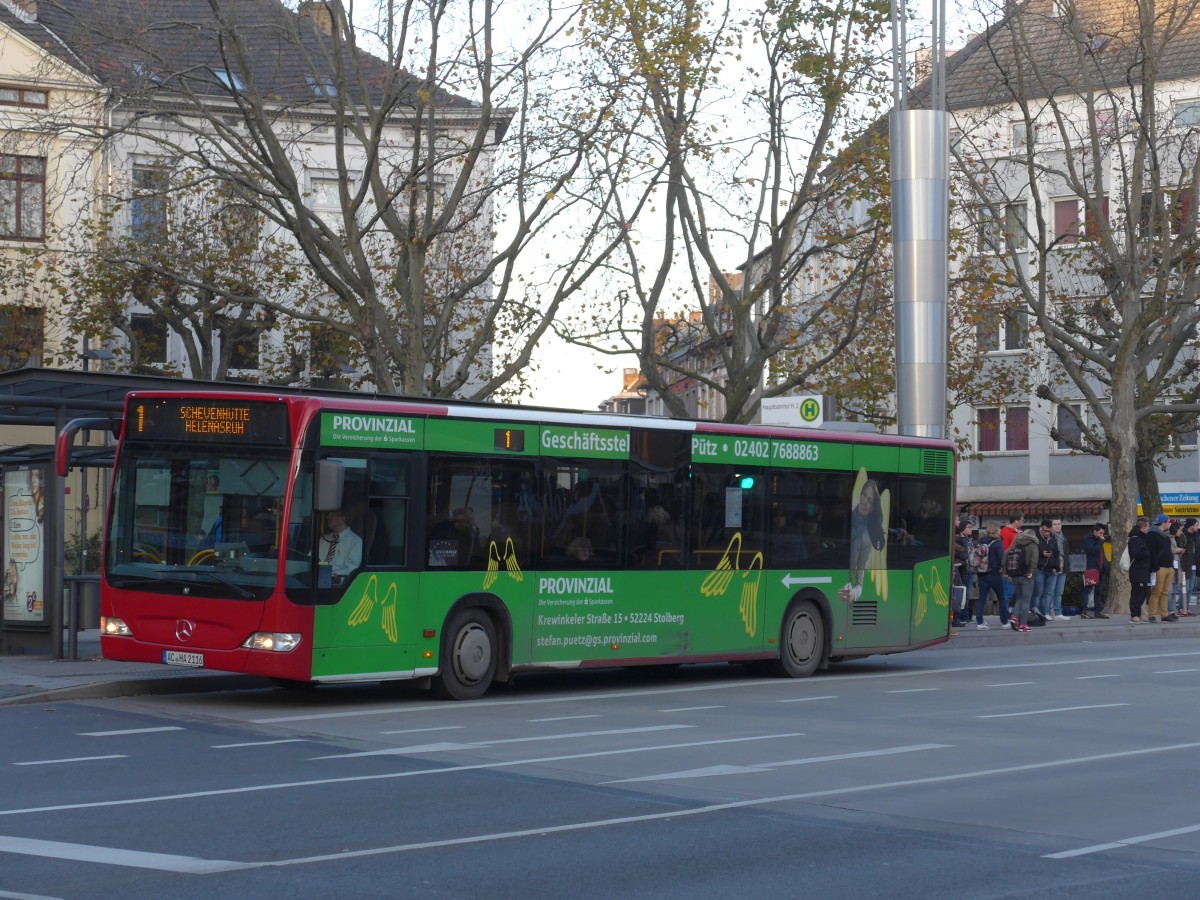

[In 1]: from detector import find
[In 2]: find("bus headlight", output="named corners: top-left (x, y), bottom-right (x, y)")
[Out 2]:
top-left (101, 617), bottom-right (131, 637)
top-left (242, 632), bottom-right (302, 652)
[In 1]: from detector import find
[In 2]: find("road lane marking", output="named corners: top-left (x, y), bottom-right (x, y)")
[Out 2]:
top-left (605, 743), bottom-right (949, 783)
top-left (529, 715), bottom-right (600, 722)
top-left (1075, 674), bottom-right (1120, 680)
top-left (1154, 668), bottom-right (1199, 674)
top-left (0, 888), bottom-right (63, 899)
top-left (777, 696), bottom-right (836, 703)
top-left (379, 726), bottom-right (465, 735)
top-left (5, 741), bottom-right (1200, 872)
top-left (977, 703), bottom-right (1127, 719)
top-left (885, 688), bottom-right (939, 694)
top-left (313, 725), bottom-right (691, 759)
top-left (12, 755), bottom-right (126, 767)
top-left (250, 650), bottom-right (1200, 723)
top-left (79, 727), bottom-right (183, 737)
top-left (658, 706), bottom-right (724, 712)
top-left (987, 682), bottom-right (1034, 687)
top-left (212, 740), bottom-right (306, 749)
top-left (0, 835), bottom-right (248, 873)
top-left (0, 732), bottom-right (808, 819)
top-left (1046, 821), bottom-right (1200, 859)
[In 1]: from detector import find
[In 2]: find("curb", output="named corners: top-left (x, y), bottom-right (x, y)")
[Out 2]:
top-left (948, 619), bottom-right (1200, 648)
top-left (0, 674), bottom-right (271, 707)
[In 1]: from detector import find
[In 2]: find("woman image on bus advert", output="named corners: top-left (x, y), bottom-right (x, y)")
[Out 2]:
top-left (840, 475), bottom-right (886, 605)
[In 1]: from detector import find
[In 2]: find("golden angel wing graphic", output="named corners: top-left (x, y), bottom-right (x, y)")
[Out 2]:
top-left (739, 552), bottom-right (763, 638)
top-left (868, 489), bottom-right (890, 602)
top-left (379, 582), bottom-right (399, 644)
top-left (503, 538), bottom-right (524, 582)
top-left (851, 467), bottom-right (868, 506)
top-left (914, 566), bottom-right (950, 628)
top-left (483, 541), bottom-right (503, 590)
top-left (700, 533), bottom-right (742, 598)
top-left (930, 566), bottom-right (949, 607)
top-left (347, 574), bottom-right (379, 627)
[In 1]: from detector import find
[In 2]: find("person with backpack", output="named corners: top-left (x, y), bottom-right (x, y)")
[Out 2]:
top-left (1127, 517), bottom-right (1152, 623)
top-left (975, 522), bottom-right (1008, 628)
top-left (1006, 527), bottom-right (1039, 632)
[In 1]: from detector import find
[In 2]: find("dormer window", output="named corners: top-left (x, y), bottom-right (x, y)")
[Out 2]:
top-left (214, 69), bottom-right (245, 93)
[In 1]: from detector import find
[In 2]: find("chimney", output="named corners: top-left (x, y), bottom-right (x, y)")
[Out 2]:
top-left (622, 368), bottom-right (641, 391)
top-left (299, 1), bottom-right (334, 36)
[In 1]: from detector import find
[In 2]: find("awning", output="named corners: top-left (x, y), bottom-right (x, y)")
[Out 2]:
top-left (964, 500), bottom-right (1107, 518)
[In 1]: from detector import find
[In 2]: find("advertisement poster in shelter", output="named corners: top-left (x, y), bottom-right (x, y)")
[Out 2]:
top-left (3, 467), bottom-right (46, 624)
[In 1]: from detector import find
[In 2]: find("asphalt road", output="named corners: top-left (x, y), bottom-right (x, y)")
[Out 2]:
top-left (3, 638), bottom-right (1200, 899)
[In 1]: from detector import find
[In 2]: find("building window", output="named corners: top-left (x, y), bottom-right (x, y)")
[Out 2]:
top-left (0, 155), bottom-right (45, 240)
top-left (221, 319), bottom-right (260, 371)
top-left (0, 86), bottom-right (48, 108)
top-left (1174, 99), bottom-right (1200, 129)
top-left (131, 164), bottom-right (168, 239)
top-left (1176, 417), bottom-right (1198, 449)
top-left (214, 69), bottom-right (245, 92)
top-left (1095, 109), bottom-right (1117, 138)
top-left (976, 202), bottom-right (1027, 252)
top-left (1056, 403), bottom-right (1083, 450)
top-left (978, 405), bottom-right (1029, 453)
top-left (130, 313), bottom-right (169, 364)
top-left (1011, 122), bottom-right (1032, 150)
top-left (309, 175), bottom-right (344, 232)
top-left (1053, 196), bottom-right (1108, 243)
top-left (0, 305), bottom-right (43, 370)
top-left (976, 307), bottom-right (1028, 352)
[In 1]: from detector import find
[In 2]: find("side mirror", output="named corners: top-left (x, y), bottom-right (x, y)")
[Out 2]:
top-left (314, 459), bottom-right (344, 512)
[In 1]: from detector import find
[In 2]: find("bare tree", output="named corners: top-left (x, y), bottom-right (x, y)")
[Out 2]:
top-left (34, 0), bottom-right (626, 396)
top-left (560, 0), bottom-right (898, 423)
top-left (950, 0), bottom-right (1200, 609)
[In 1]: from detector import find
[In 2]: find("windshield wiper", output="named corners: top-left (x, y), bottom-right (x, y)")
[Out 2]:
top-left (153, 571), bottom-right (256, 600)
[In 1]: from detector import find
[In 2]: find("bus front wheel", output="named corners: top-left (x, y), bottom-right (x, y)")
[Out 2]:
top-left (434, 609), bottom-right (497, 701)
top-left (768, 600), bottom-right (823, 678)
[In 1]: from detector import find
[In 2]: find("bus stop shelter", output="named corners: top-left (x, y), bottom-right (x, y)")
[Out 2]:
top-left (0, 368), bottom-right (324, 658)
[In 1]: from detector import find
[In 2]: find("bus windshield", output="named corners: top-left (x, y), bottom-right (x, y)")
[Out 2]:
top-left (106, 444), bottom-right (293, 600)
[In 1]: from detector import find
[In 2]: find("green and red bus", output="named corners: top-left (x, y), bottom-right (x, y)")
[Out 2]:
top-left (84, 390), bottom-right (954, 699)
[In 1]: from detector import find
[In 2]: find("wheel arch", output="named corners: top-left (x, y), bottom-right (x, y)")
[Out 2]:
top-left (783, 588), bottom-right (834, 671)
top-left (444, 592), bottom-right (513, 682)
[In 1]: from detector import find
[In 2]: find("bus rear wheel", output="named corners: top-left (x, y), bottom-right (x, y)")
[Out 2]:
top-left (434, 609), bottom-right (497, 701)
top-left (767, 600), bottom-right (823, 678)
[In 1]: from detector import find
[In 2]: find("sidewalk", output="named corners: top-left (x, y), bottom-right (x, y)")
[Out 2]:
top-left (0, 630), bottom-right (268, 706)
top-left (1, 614), bottom-right (1197, 707)
top-left (949, 610), bottom-right (1200, 647)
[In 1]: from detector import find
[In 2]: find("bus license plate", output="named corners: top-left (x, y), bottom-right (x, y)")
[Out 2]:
top-left (163, 650), bottom-right (204, 668)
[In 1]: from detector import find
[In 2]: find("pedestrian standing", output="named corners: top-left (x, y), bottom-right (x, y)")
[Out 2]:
top-left (1169, 522), bottom-right (1187, 616)
top-left (1080, 523), bottom-right (1109, 618)
top-left (1008, 528), bottom-right (1039, 632)
top-left (1145, 513), bottom-right (1178, 623)
top-left (953, 519), bottom-right (975, 627)
top-left (1127, 517), bottom-right (1152, 624)
top-left (999, 513), bottom-right (1023, 611)
top-left (976, 522), bottom-right (1008, 627)
top-left (1049, 517), bottom-right (1071, 620)
top-left (1183, 519), bottom-right (1200, 615)
top-left (1030, 518), bottom-right (1059, 623)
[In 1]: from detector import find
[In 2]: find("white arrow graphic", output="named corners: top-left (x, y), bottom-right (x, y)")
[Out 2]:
top-left (782, 574), bottom-right (833, 588)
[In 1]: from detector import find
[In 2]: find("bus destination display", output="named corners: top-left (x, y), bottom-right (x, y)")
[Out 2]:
top-left (128, 399), bottom-right (290, 444)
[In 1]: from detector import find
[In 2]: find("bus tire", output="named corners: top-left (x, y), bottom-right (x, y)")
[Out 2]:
top-left (434, 608), bottom-right (497, 701)
top-left (767, 599), bottom-right (823, 678)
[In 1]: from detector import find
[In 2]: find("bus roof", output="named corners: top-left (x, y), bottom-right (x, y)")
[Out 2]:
top-left (123, 389), bottom-right (955, 452)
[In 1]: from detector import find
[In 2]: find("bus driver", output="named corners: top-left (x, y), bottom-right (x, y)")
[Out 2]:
top-left (318, 509), bottom-right (363, 581)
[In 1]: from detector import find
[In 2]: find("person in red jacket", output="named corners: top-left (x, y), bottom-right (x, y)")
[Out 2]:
top-left (1001, 512), bottom-right (1024, 550)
